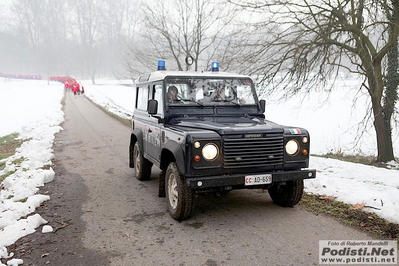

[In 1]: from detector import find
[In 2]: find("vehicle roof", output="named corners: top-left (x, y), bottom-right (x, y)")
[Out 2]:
top-left (135, 70), bottom-right (252, 85)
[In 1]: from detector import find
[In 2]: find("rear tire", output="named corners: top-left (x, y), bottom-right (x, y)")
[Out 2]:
top-left (133, 142), bottom-right (152, 180)
top-left (268, 180), bottom-right (304, 207)
top-left (165, 162), bottom-right (194, 220)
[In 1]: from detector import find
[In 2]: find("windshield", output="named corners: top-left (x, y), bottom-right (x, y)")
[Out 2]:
top-left (165, 77), bottom-right (257, 105)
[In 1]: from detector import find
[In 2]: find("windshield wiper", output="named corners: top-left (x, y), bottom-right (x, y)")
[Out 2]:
top-left (180, 99), bottom-right (204, 107)
top-left (224, 99), bottom-right (240, 106)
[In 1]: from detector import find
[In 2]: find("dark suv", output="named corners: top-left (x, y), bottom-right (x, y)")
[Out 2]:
top-left (129, 61), bottom-right (316, 220)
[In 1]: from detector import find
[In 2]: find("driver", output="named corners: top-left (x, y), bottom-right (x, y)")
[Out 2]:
top-left (167, 86), bottom-right (179, 102)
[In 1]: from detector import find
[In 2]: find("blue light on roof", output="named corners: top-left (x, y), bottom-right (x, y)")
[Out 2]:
top-left (211, 61), bottom-right (219, 72)
top-left (158, 60), bottom-right (166, 70)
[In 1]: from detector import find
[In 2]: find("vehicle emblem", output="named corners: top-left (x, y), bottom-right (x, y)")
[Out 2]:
top-left (244, 133), bottom-right (262, 138)
top-left (235, 157), bottom-right (242, 161)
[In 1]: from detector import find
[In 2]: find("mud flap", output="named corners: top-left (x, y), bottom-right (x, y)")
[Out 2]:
top-left (158, 170), bottom-right (166, 197)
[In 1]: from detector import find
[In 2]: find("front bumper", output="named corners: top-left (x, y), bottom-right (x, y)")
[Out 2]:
top-left (186, 169), bottom-right (316, 189)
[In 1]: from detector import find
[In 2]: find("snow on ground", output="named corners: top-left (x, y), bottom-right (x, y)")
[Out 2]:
top-left (0, 79), bottom-right (64, 263)
top-left (81, 79), bottom-right (135, 120)
top-left (0, 77), bottom-right (398, 265)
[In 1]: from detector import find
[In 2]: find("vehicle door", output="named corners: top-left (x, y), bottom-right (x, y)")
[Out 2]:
top-left (146, 83), bottom-right (163, 163)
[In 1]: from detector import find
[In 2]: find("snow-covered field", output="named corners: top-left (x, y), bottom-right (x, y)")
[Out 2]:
top-left (0, 77), bottom-right (398, 265)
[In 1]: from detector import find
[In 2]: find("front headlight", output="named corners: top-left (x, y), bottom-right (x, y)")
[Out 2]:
top-left (285, 139), bottom-right (299, 155)
top-left (202, 143), bottom-right (219, 161)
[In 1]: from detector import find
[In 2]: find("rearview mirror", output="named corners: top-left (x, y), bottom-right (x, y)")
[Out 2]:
top-left (259, 99), bottom-right (266, 113)
top-left (147, 99), bottom-right (158, 115)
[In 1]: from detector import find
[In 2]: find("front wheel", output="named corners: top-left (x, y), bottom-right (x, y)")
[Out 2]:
top-left (165, 162), bottom-right (194, 220)
top-left (268, 180), bottom-right (304, 207)
top-left (133, 142), bottom-right (152, 180)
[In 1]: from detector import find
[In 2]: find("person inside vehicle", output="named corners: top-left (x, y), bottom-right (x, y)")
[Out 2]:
top-left (167, 86), bottom-right (179, 102)
top-left (213, 85), bottom-right (225, 101)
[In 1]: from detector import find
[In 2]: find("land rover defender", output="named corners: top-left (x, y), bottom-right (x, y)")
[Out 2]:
top-left (129, 60), bottom-right (316, 220)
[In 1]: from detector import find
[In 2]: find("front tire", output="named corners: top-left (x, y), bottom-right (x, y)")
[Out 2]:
top-left (133, 142), bottom-right (152, 180)
top-left (268, 180), bottom-right (304, 207)
top-left (165, 162), bottom-right (194, 220)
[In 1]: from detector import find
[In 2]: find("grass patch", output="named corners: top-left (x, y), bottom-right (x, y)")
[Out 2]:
top-left (0, 133), bottom-right (24, 171)
top-left (300, 193), bottom-right (399, 241)
top-left (313, 152), bottom-right (399, 169)
top-left (18, 198), bottom-right (27, 203)
top-left (0, 133), bottom-right (26, 186)
top-left (313, 153), bottom-right (378, 165)
top-left (0, 169), bottom-right (17, 184)
top-left (12, 157), bottom-right (25, 165)
top-left (0, 133), bottom-right (23, 161)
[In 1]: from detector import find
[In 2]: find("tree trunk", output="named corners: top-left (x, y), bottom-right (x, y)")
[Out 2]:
top-left (91, 74), bottom-right (96, 85)
top-left (371, 96), bottom-right (395, 162)
top-left (364, 51), bottom-right (395, 163)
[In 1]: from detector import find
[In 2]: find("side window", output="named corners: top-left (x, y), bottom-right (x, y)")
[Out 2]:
top-left (153, 84), bottom-right (163, 116)
top-left (137, 85), bottom-right (149, 110)
top-left (236, 85), bottom-right (255, 104)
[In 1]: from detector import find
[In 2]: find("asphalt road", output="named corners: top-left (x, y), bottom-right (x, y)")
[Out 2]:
top-left (9, 91), bottom-right (374, 266)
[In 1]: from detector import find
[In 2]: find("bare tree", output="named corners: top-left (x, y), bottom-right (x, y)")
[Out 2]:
top-left (5, 0), bottom-right (90, 78)
top-left (133, 0), bottom-right (241, 72)
top-left (102, 0), bottom-right (141, 78)
top-left (67, 0), bottom-right (105, 84)
top-left (39, 0), bottom-right (69, 80)
top-left (9, 0), bottom-right (67, 78)
top-left (1, 0), bottom-right (154, 80)
top-left (382, 1), bottom-right (399, 162)
top-left (230, 0), bottom-right (398, 162)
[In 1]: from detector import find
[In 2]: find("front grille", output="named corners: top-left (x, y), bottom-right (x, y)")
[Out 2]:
top-left (223, 133), bottom-right (284, 169)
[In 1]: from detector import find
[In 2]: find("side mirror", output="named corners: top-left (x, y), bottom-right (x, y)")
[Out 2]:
top-left (259, 99), bottom-right (266, 113)
top-left (147, 99), bottom-right (158, 115)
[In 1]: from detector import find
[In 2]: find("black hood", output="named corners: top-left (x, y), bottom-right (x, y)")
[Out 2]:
top-left (169, 116), bottom-right (283, 135)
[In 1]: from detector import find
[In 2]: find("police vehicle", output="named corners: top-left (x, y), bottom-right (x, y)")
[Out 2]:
top-left (129, 60), bottom-right (316, 220)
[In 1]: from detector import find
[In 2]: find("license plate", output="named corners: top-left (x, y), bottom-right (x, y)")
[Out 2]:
top-left (245, 174), bottom-right (272, 186)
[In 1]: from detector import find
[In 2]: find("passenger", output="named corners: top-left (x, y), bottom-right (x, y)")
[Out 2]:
top-left (213, 85), bottom-right (225, 101)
